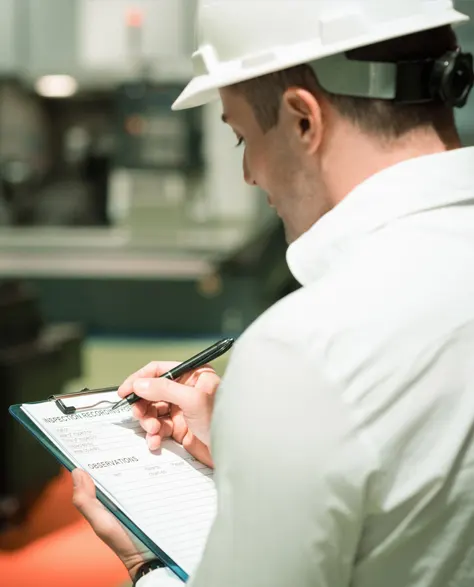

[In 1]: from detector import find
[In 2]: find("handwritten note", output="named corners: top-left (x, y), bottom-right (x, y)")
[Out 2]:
top-left (22, 392), bottom-right (216, 577)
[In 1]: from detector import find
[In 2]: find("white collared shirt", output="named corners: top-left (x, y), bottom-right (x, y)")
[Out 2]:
top-left (141, 147), bottom-right (474, 586)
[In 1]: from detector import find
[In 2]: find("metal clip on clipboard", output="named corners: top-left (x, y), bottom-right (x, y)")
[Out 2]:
top-left (49, 386), bottom-right (120, 415)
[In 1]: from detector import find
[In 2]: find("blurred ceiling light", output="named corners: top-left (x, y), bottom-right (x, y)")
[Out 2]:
top-left (35, 75), bottom-right (78, 98)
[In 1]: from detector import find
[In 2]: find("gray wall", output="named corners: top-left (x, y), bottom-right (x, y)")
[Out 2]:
top-left (454, 0), bottom-right (474, 143)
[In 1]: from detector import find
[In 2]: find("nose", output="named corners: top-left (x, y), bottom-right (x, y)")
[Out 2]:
top-left (243, 151), bottom-right (257, 186)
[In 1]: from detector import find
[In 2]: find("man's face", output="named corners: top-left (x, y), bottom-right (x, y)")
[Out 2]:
top-left (219, 87), bottom-right (329, 243)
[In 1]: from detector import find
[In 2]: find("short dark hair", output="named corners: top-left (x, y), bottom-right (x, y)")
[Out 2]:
top-left (231, 26), bottom-right (459, 141)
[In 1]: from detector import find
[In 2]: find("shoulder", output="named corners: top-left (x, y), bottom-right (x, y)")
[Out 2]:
top-left (235, 221), bottom-right (474, 385)
top-left (233, 285), bottom-right (329, 361)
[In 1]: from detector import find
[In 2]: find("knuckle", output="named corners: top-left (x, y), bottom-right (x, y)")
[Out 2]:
top-left (182, 434), bottom-right (192, 450)
top-left (182, 432), bottom-right (197, 452)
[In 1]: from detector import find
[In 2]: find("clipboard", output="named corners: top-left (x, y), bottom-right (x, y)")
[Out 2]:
top-left (48, 386), bottom-right (120, 415)
top-left (9, 390), bottom-right (189, 583)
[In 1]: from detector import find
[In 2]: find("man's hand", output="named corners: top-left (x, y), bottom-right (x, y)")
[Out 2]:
top-left (71, 360), bottom-right (220, 578)
top-left (118, 361), bottom-right (220, 468)
top-left (72, 469), bottom-right (149, 580)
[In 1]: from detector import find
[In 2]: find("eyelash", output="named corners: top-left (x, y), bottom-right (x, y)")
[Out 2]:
top-left (235, 137), bottom-right (244, 148)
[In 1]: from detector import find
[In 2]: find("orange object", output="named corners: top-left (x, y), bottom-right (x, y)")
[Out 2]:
top-left (0, 469), bottom-right (128, 586)
top-left (0, 520), bottom-right (128, 587)
top-left (0, 469), bottom-right (81, 550)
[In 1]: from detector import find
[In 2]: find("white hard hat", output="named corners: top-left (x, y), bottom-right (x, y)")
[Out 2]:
top-left (172, 0), bottom-right (469, 111)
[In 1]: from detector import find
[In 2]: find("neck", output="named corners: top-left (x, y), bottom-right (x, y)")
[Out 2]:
top-left (321, 120), bottom-right (462, 208)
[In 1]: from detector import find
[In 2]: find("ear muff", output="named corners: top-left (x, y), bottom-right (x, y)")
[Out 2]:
top-left (429, 49), bottom-right (474, 108)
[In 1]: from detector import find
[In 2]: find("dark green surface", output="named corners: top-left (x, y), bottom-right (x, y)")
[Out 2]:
top-left (114, 82), bottom-right (203, 172)
top-left (25, 276), bottom-right (262, 338)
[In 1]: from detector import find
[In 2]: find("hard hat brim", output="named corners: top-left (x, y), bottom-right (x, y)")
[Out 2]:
top-left (172, 9), bottom-right (469, 111)
top-left (172, 77), bottom-right (220, 111)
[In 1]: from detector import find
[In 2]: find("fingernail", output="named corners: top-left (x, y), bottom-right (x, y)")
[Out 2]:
top-left (72, 469), bottom-right (82, 488)
top-left (134, 379), bottom-right (150, 392)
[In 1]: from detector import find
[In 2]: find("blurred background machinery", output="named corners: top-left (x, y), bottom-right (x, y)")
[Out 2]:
top-left (0, 281), bottom-right (83, 531)
top-left (0, 4), bottom-right (300, 585)
top-left (0, 0), bottom-right (297, 341)
top-left (0, 1), bottom-right (472, 586)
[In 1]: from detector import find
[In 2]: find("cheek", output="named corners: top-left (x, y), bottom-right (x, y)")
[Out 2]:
top-left (264, 151), bottom-right (293, 196)
top-left (243, 144), bottom-right (264, 185)
top-left (246, 143), bottom-right (285, 191)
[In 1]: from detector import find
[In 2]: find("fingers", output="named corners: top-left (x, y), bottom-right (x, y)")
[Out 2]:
top-left (140, 404), bottom-right (160, 434)
top-left (72, 469), bottom-right (146, 572)
top-left (170, 406), bottom-right (188, 444)
top-left (119, 361), bottom-right (218, 399)
top-left (145, 417), bottom-right (173, 451)
top-left (72, 469), bottom-right (95, 501)
top-left (156, 402), bottom-right (171, 417)
top-left (196, 370), bottom-right (221, 396)
top-left (132, 400), bottom-right (170, 420)
top-left (72, 469), bottom-right (107, 529)
top-left (182, 431), bottom-right (214, 469)
top-left (132, 370), bottom-right (220, 411)
top-left (132, 399), bottom-right (173, 453)
top-left (118, 361), bottom-right (180, 398)
top-left (133, 377), bottom-right (196, 410)
top-left (131, 400), bottom-right (149, 419)
top-left (146, 433), bottom-right (162, 452)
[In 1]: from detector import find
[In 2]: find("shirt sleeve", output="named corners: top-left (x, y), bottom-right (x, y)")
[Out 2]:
top-left (186, 333), bottom-right (376, 587)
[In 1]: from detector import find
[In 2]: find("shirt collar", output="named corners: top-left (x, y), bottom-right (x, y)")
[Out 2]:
top-left (287, 147), bottom-right (474, 286)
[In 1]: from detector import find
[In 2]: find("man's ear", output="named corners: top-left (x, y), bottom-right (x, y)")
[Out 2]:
top-left (282, 88), bottom-right (323, 154)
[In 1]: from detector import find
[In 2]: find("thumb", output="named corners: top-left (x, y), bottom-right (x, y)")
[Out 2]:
top-left (72, 469), bottom-right (126, 545)
top-left (72, 469), bottom-right (97, 511)
top-left (72, 469), bottom-right (107, 529)
top-left (72, 468), bottom-right (94, 492)
top-left (71, 469), bottom-right (148, 575)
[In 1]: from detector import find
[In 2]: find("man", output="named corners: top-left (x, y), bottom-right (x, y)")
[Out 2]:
top-left (72, 1), bottom-right (474, 585)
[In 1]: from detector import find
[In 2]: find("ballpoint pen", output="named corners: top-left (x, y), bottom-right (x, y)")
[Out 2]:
top-left (112, 337), bottom-right (235, 410)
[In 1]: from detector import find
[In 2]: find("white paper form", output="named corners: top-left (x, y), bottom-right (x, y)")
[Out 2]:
top-left (22, 392), bottom-right (216, 577)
